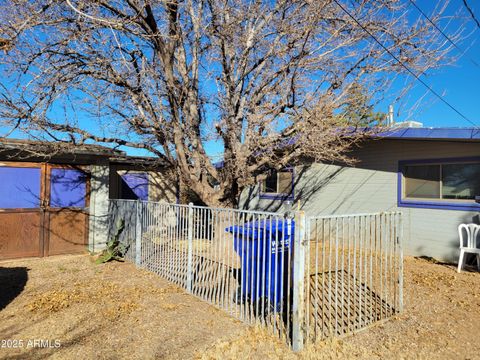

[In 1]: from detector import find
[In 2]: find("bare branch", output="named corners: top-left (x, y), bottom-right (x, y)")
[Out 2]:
top-left (0, 0), bottom-right (460, 206)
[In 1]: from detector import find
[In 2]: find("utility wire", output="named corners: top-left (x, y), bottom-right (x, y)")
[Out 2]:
top-left (331, 0), bottom-right (478, 128)
top-left (462, 0), bottom-right (480, 28)
top-left (408, 0), bottom-right (480, 68)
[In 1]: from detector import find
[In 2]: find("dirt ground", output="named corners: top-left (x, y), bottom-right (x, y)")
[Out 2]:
top-left (0, 255), bottom-right (479, 360)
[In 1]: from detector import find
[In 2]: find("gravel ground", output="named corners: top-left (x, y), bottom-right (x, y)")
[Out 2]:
top-left (0, 255), bottom-right (479, 359)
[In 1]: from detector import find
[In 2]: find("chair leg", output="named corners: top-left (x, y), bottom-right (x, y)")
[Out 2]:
top-left (457, 250), bottom-right (465, 273)
top-left (476, 254), bottom-right (480, 271)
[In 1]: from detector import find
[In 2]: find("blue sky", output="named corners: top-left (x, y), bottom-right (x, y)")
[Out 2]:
top-left (206, 0), bottom-right (480, 158)
top-left (384, 0), bottom-right (480, 128)
top-left (1, 0), bottom-right (479, 158)
top-left (203, 0), bottom-right (480, 159)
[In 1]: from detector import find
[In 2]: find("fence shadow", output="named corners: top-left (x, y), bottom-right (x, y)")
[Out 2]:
top-left (308, 269), bottom-right (395, 340)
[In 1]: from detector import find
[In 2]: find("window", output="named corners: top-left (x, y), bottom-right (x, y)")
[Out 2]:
top-left (0, 166), bottom-right (41, 209)
top-left (404, 165), bottom-right (440, 199)
top-left (399, 158), bottom-right (480, 210)
top-left (259, 168), bottom-right (294, 200)
top-left (442, 164), bottom-right (480, 200)
top-left (50, 168), bottom-right (88, 208)
top-left (119, 172), bottom-right (149, 200)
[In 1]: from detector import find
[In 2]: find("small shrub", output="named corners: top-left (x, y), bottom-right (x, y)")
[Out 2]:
top-left (96, 219), bottom-right (128, 264)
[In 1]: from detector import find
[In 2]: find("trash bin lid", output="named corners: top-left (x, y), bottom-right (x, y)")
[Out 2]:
top-left (225, 219), bottom-right (295, 240)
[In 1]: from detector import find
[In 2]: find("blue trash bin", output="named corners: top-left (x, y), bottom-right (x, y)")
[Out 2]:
top-left (226, 218), bottom-right (294, 312)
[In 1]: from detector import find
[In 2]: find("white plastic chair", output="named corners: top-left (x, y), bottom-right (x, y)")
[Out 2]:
top-left (457, 223), bottom-right (480, 273)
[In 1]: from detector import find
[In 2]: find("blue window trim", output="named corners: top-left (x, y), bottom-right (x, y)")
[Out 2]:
top-left (397, 156), bottom-right (480, 211)
top-left (259, 167), bottom-right (295, 201)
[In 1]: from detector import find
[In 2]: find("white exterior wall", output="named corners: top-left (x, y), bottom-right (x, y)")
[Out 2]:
top-left (240, 139), bottom-right (480, 262)
top-left (88, 163), bottom-right (110, 252)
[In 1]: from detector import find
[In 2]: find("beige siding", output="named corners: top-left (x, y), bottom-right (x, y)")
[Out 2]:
top-left (240, 139), bottom-right (480, 261)
top-left (148, 170), bottom-right (178, 203)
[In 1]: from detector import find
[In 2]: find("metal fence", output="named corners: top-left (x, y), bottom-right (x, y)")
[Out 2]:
top-left (107, 200), bottom-right (402, 351)
top-left (305, 212), bottom-right (403, 345)
top-left (108, 199), bottom-right (297, 344)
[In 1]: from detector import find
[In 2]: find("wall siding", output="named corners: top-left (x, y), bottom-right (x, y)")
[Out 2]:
top-left (88, 164), bottom-right (110, 252)
top-left (240, 139), bottom-right (480, 262)
top-left (148, 170), bottom-right (178, 203)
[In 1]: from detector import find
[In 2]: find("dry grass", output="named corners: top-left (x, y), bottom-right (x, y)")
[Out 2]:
top-left (0, 255), bottom-right (245, 359)
top-left (200, 256), bottom-right (480, 360)
top-left (0, 255), bottom-right (479, 359)
top-left (26, 278), bottom-right (175, 316)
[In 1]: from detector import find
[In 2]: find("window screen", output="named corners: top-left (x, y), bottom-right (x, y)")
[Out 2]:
top-left (404, 165), bottom-right (440, 199)
top-left (0, 166), bottom-right (41, 209)
top-left (120, 172), bottom-right (149, 200)
top-left (50, 168), bottom-right (87, 208)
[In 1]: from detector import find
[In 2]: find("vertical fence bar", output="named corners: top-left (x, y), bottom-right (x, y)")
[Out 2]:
top-left (292, 211), bottom-right (306, 352)
top-left (135, 200), bottom-right (142, 267)
top-left (186, 202), bottom-right (194, 292)
top-left (397, 213), bottom-right (404, 312)
top-left (289, 215), bottom-right (296, 342)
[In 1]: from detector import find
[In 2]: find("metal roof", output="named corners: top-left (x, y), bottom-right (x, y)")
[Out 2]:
top-left (376, 127), bottom-right (480, 141)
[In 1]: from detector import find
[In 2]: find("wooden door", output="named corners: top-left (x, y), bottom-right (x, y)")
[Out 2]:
top-left (0, 162), bottom-right (90, 260)
top-left (44, 165), bottom-right (90, 256)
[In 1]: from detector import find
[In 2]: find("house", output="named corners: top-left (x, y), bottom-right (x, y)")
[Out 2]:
top-left (0, 138), bottom-right (177, 260)
top-left (239, 127), bottom-right (480, 262)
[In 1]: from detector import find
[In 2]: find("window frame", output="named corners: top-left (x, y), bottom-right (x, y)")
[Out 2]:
top-left (259, 167), bottom-right (295, 201)
top-left (48, 166), bottom-right (90, 209)
top-left (398, 156), bottom-right (480, 211)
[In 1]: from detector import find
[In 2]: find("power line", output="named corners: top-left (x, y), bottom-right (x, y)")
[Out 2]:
top-left (408, 0), bottom-right (480, 68)
top-left (331, 0), bottom-right (478, 128)
top-left (462, 0), bottom-right (480, 28)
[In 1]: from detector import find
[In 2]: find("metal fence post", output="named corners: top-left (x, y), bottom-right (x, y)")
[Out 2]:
top-left (186, 202), bottom-right (194, 292)
top-left (292, 211), bottom-right (306, 352)
top-left (397, 212), bottom-right (404, 313)
top-left (135, 200), bottom-right (142, 267)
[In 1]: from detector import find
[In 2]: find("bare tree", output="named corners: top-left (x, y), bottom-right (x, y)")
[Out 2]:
top-left (0, 0), bottom-right (457, 206)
